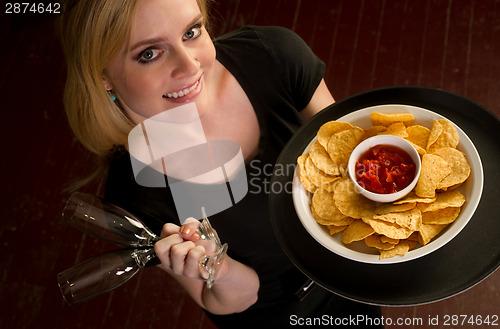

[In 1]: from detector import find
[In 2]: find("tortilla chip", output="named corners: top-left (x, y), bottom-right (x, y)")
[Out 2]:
top-left (406, 232), bottom-right (419, 242)
top-left (393, 191), bottom-right (436, 204)
top-left (297, 153), bottom-right (317, 193)
top-left (375, 202), bottom-right (416, 215)
top-left (328, 225), bottom-right (348, 235)
top-left (365, 235), bottom-right (396, 250)
top-left (333, 179), bottom-right (376, 219)
top-left (374, 208), bottom-right (422, 231)
top-left (363, 126), bottom-right (387, 140)
top-left (433, 148), bottom-right (471, 190)
top-left (309, 141), bottom-right (343, 176)
top-left (363, 218), bottom-right (414, 240)
top-left (422, 207), bottom-right (461, 224)
top-left (426, 120), bottom-right (459, 153)
top-left (406, 239), bottom-right (419, 248)
top-left (317, 121), bottom-right (353, 149)
top-left (380, 236), bottom-right (399, 244)
top-left (378, 122), bottom-right (409, 138)
top-left (327, 126), bottom-right (365, 167)
top-left (418, 190), bottom-right (466, 212)
top-left (415, 154), bottom-right (452, 198)
top-left (408, 141), bottom-right (427, 156)
top-left (312, 188), bottom-right (347, 222)
top-left (330, 217), bottom-right (356, 226)
top-left (312, 205), bottom-right (354, 226)
top-left (305, 156), bottom-right (340, 192)
top-left (406, 125), bottom-right (431, 149)
top-left (418, 223), bottom-right (448, 245)
top-left (379, 242), bottom-right (410, 259)
top-left (341, 220), bottom-right (375, 244)
top-left (370, 112), bottom-right (415, 127)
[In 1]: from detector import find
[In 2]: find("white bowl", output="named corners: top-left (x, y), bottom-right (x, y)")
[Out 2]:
top-left (347, 135), bottom-right (421, 203)
top-left (292, 104), bottom-right (483, 264)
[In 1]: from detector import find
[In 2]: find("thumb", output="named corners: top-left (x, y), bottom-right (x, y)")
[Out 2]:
top-left (182, 217), bottom-right (198, 224)
top-left (179, 217), bottom-right (201, 241)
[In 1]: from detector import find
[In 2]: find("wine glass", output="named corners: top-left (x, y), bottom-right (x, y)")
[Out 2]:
top-left (198, 207), bottom-right (228, 289)
top-left (60, 192), bottom-right (228, 294)
top-left (57, 248), bottom-right (158, 305)
top-left (62, 192), bottom-right (159, 248)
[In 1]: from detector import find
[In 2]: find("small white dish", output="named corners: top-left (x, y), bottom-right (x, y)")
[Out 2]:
top-left (347, 135), bottom-right (421, 203)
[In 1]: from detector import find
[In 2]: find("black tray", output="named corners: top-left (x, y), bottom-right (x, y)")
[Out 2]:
top-left (269, 86), bottom-right (500, 306)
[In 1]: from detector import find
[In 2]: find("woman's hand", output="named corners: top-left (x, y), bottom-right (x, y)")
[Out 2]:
top-left (154, 218), bottom-right (259, 315)
top-left (154, 218), bottom-right (216, 281)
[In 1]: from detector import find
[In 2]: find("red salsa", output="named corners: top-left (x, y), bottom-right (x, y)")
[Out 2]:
top-left (355, 144), bottom-right (416, 194)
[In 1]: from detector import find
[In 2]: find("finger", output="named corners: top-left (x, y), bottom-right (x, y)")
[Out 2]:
top-left (169, 240), bottom-right (196, 276)
top-left (179, 218), bottom-right (201, 242)
top-left (160, 223), bottom-right (181, 239)
top-left (183, 217), bottom-right (198, 224)
top-left (154, 234), bottom-right (184, 268)
top-left (183, 245), bottom-right (207, 279)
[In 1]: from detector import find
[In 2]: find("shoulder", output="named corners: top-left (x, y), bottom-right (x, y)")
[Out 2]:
top-left (214, 26), bottom-right (325, 112)
top-left (215, 25), bottom-right (302, 40)
top-left (251, 25), bottom-right (309, 48)
top-left (214, 26), bottom-right (322, 77)
top-left (214, 25), bottom-right (309, 55)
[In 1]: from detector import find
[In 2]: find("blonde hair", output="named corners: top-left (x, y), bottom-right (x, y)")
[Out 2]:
top-left (59, 0), bottom-right (212, 185)
top-left (60, 0), bottom-right (138, 158)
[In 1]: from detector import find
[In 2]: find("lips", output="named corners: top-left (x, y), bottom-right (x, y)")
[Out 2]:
top-left (163, 75), bottom-right (202, 102)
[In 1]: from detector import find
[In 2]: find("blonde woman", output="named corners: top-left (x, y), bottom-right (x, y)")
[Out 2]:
top-left (60, 0), bottom-right (382, 327)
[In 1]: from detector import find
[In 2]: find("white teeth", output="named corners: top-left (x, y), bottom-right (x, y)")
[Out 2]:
top-left (164, 80), bottom-right (199, 99)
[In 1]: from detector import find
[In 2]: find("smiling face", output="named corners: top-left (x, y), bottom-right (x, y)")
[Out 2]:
top-left (103, 0), bottom-right (216, 124)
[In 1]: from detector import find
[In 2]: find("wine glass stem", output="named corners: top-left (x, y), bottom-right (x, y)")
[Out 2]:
top-left (132, 248), bottom-right (158, 267)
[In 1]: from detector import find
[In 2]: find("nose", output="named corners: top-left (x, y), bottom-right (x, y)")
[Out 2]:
top-left (171, 46), bottom-right (200, 79)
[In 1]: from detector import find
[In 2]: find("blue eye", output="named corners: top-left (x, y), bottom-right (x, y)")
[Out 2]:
top-left (183, 24), bottom-right (202, 41)
top-left (138, 48), bottom-right (162, 63)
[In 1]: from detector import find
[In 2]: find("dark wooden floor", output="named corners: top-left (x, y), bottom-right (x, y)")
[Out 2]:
top-left (1, 1), bottom-right (499, 328)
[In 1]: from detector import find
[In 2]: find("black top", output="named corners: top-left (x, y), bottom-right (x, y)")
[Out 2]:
top-left (105, 26), bottom-right (381, 328)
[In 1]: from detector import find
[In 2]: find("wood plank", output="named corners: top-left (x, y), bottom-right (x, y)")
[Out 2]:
top-left (389, 0), bottom-right (430, 86)
top-left (416, 0), bottom-right (451, 88)
top-left (370, 0), bottom-right (407, 87)
top-left (484, 0), bottom-right (500, 113)
top-left (441, 0), bottom-right (474, 94)
top-left (346, 0), bottom-right (387, 93)
top-left (323, 0), bottom-right (364, 100)
top-left (464, 0), bottom-right (496, 103)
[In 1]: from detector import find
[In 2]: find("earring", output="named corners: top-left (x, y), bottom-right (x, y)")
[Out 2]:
top-left (107, 89), bottom-right (116, 102)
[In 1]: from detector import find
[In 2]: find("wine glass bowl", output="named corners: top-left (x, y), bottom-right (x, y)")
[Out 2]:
top-left (57, 248), bottom-right (157, 305)
top-left (197, 207), bottom-right (224, 246)
top-left (199, 242), bottom-right (228, 289)
top-left (62, 192), bottom-right (160, 248)
top-left (190, 207), bottom-right (228, 289)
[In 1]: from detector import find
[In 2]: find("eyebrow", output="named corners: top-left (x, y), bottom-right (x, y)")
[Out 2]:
top-left (129, 14), bottom-right (204, 52)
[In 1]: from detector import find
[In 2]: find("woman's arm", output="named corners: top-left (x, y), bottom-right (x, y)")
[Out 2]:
top-left (300, 79), bottom-right (335, 121)
top-left (154, 220), bottom-right (259, 315)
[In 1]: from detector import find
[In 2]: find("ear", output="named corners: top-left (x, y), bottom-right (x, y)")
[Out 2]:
top-left (102, 73), bottom-right (114, 91)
